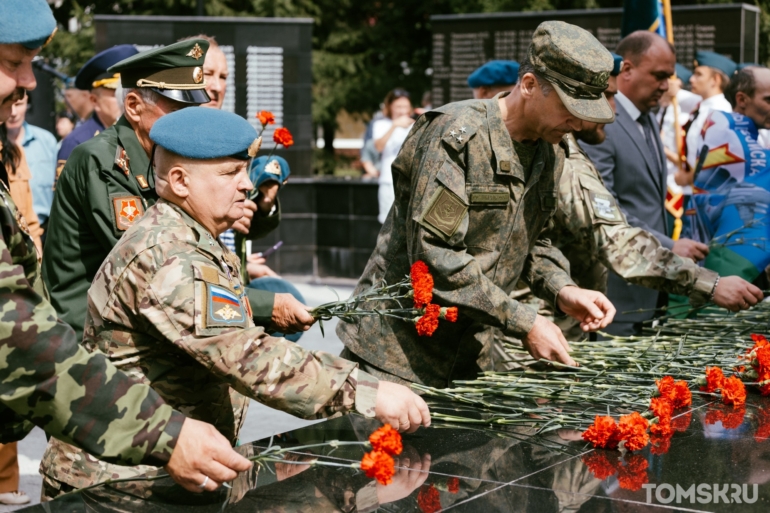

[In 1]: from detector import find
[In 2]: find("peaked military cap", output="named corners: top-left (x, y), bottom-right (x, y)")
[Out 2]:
top-left (75, 45), bottom-right (139, 91)
top-left (0, 0), bottom-right (57, 50)
top-left (694, 51), bottom-right (738, 77)
top-left (109, 39), bottom-right (211, 104)
top-left (150, 107), bottom-right (259, 160)
top-left (467, 60), bottom-right (519, 88)
top-left (610, 53), bottom-right (623, 77)
top-left (675, 63), bottom-right (693, 85)
top-left (250, 155), bottom-right (291, 188)
top-left (528, 21), bottom-right (614, 124)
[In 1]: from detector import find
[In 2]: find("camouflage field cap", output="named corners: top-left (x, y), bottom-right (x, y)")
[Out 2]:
top-left (109, 39), bottom-right (211, 105)
top-left (528, 21), bottom-right (614, 123)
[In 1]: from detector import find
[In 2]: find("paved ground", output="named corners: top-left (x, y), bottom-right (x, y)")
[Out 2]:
top-left (1, 282), bottom-right (353, 512)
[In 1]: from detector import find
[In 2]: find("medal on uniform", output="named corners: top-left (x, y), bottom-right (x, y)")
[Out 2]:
top-left (114, 147), bottom-right (131, 176)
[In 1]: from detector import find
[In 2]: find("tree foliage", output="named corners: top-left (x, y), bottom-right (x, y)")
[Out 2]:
top-left (42, 0), bottom-right (770, 146)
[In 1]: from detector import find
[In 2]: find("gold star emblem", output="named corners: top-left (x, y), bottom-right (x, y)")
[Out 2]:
top-left (187, 43), bottom-right (204, 60)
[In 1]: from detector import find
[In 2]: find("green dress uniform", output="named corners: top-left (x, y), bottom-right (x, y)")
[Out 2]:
top-left (42, 40), bottom-right (279, 341)
top-left (337, 21), bottom-right (618, 388)
top-left (40, 107), bottom-right (378, 494)
top-left (0, 0), bottom-right (187, 471)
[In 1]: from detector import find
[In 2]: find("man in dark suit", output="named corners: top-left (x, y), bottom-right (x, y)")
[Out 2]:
top-left (582, 31), bottom-right (710, 336)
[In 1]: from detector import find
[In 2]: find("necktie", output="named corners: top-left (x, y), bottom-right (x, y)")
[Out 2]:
top-left (638, 113), bottom-right (661, 175)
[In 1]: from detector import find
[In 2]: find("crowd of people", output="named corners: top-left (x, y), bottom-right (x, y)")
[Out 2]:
top-left (1, 0), bottom-right (769, 509)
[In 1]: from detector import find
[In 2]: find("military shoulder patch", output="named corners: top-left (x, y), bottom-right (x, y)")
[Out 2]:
top-left (206, 284), bottom-right (248, 327)
top-left (111, 196), bottom-right (145, 231)
top-left (588, 191), bottom-right (623, 223)
top-left (420, 186), bottom-right (468, 238)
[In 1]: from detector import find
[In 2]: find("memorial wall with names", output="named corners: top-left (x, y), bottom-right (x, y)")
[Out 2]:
top-left (431, 4), bottom-right (759, 105)
top-left (95, 15), bottom-right (314, 175)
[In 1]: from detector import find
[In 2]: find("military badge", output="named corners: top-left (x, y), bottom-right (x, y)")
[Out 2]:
top-left (421, 186), bottom-right (468, 238)
top-left (187, 43), bottom-right (204, 60)
top-left (114, 147), bottom-right (131, 176)
top-left (588, 191), bottom-right (622, 222)
top-left (265, 160), bottom-right (281, 176)
top-left (207, 284), bottom-right (247, 326)
top-left (135, 174), bottom-right (150, 190)
top-left (112, 196), bottom-right (145, 231)
top-left (192, 66), bottom-right (203, 84)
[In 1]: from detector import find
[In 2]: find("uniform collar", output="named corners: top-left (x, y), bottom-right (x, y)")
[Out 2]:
top-left (156, 199), bottom-right (226, 261)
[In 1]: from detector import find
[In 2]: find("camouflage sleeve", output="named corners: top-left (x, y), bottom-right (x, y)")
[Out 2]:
top-left (0, 220), bottom-right (184, 466)
top-left (107, 249), bottom-right (377, 420)
top-left (564, 158), bottom-right (716, 305)
top-left (521, 235), bottom-right (576, 308)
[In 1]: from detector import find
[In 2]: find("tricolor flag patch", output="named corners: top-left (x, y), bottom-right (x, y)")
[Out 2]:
top-left (207, 284), bottom-right (247, 326)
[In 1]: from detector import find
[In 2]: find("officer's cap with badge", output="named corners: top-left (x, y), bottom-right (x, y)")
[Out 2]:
top-left (75, 45), bottom-right (139, 91)
top-left (527, 21), bottom-right (615, 124)
top-left (0, 0), bottom-right (57, 49)
top-left (250, 156), bottom-right (291, 189)
top-left (150, 107), bottom-right (260, 161)
top-left (109, 39), bottom-right (211, 104)
top-left (694, 51), bottom-right (738, 77)
top-left (467, 60), bottom-right (520, 88)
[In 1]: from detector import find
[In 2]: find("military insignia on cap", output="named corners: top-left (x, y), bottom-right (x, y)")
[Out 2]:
top-left (112, 196), bottom-right (145, 231)
top-left (114, 147), bottom-right (131, 176)
top-left (207, 284), bottom-right (247, 326)
top-left (421, 186), bottom-right (468, 238)
top-left (192, 66), bottom-right (203, 84)
top-left (187, 43), bottom-right (204, 60)
top-left (265, 160), bottom-right (281, 176)
top-left (247, 136), bottom-right (262, 158)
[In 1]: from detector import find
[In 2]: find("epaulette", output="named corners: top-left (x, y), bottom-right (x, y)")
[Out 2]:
top-left (442, 122), bottom-right (478, 152)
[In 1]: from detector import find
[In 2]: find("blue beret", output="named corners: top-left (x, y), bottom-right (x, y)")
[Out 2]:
top-left (675, 63), bottom-right (693, 85)
top-left (0, 0), bottom-right (57, 49)
top-left (610, 53), bottom-right (623, 77)
top-left (75, 45), bottom-right (139, 90)
top-left (468, 60), bottom-right (519, 88)
top-left (694, 51), bottom-right (737, 77)
top-left (250, 156), bottom-right (291, 188)
top-left (150, 108), bottom-right (258, 160)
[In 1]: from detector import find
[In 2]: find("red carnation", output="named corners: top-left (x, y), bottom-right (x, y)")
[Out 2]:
top-left (273, 127), bottom-right (294, 148)
top-left (369, 425), bottom-right (403, 456)
top-left (581, 451), bottom-right (619, 480)
top-left (410, 260), bottom-right (434, 307)
top-left (440, 306), bottom-right (458, 322)
top-left (417, 484), bottom-right (441, 513)
top-left (415, 304), bottom-right (440, 337)
top-left (256, 110), bottom-right (275, 126)
top-left (617, 454), bottom-right (649, 491)
top-left (582, 415), bottom-right (621, 450)
top-left (360, 450), bottom-right (395, 485)
top-left (618, 412), bottom-right (649, 452)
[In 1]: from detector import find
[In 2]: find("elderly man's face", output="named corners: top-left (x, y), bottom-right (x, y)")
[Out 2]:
top-left (737, 68), bottom-right (770, 130)
top-left (186, 158), bottom-right (253, 236)
top-left (202, 46), bottom-right (228, 110)
top-left (91, 87), bottom-right (121, 127)
top-left (0, 44), bottom-right (39, 122)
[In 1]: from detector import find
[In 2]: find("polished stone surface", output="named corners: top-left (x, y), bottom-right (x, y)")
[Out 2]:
top-left (19, 394), bottom-right (770, 512)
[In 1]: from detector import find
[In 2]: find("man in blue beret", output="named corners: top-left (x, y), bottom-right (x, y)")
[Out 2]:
top-left (680, 50), bottom-right (736, 183)
top-left (56, 44), bottom-right (139, 169)
top-left (43, 39), bottom-right (307, 349)
top-left (467, 60), bottom-right (519, 99)
top-left (40, 106), bottom-right (431, 496)
top-left (0, 0), bottom-right (259, 500)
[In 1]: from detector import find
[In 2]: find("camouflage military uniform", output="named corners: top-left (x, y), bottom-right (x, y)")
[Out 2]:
top-left (41, 199), bottom-right (378, 493)
top-left (42, 116), bottom-right (281, 342)
top-left (0, 182), bottom-right (186, 467)
top-left (337, 95), bottom-right (575, 388)
top-left (511, 134), bottom-right (717, 341)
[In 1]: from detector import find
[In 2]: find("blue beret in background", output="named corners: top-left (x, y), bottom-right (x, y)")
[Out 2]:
top-left (467, 60), bottom-right (520, 88)
top-left (150, 108), bottom-right (258, 160)
top-left (694, 51), bottom-right (738, 77)
top-left (250, 156), bottom-right (291, 189)
top-left (75, 45), bottom-right (139, 90)
top-left (675, 63), bottom-right (693, 85)
top-left (0, 0), bottom-right (57, 49)
top-left (610, 53), bottom-right (623, 77)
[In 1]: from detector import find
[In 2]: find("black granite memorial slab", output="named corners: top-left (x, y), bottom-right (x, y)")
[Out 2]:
top-left (24, 393), bottom-right (770, 511)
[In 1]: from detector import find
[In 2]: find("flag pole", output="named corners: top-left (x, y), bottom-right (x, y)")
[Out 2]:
top-left (662, 0), bottom-right (684, 240)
